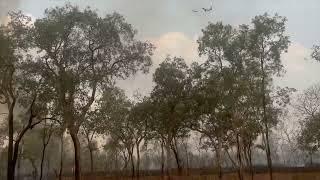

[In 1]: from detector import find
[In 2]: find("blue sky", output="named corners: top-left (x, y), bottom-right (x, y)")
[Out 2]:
top-left (2, 0), bottom-right (320, 97)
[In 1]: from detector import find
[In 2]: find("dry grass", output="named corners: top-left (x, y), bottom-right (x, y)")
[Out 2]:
top-left (62, 172), bottom-right (320, 180)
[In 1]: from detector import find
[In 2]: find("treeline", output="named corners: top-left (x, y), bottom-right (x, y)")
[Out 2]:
top-left (0, 4), bottom-right (320, 180)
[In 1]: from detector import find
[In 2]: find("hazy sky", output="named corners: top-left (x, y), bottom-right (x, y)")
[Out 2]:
top-left (2, 0), bottom-right (320, 97)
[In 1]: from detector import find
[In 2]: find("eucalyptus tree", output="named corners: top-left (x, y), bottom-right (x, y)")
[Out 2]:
top-left (246, 14), bottom-right (290, 180)
top-left (128, 98), bottom-right (154, 178)
top-left (0, 12), bottom-right (56, 180)
top-left (96, 86), bottom-right (136, 176)
top-left (30, 5), bottom-right (153, 179)
top-left (193, 21), bottom-right (258, 180)
top-left (193, 14), bottom-right (291, 180)
top-left (150, 57), bottom-right (193, 174)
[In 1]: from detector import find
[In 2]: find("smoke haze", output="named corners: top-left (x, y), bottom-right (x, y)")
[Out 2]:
top-left (0, 0), bottom-right (21, 23)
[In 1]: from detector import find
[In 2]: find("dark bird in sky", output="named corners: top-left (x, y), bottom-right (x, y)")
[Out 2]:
top-left (192, 10), bottom-right (199, 12)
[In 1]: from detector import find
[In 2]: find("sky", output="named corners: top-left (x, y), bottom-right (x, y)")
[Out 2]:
top-left (1, 0), bottom-right (320, 97)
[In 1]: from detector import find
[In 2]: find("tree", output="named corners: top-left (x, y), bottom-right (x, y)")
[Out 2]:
top-left (247, 13), bottom-right (290, 180)
top-left (30, 5), bottom-right (153, 179)
top-left (194, 21), bottom-right (263, 180)
top-left (97, 86), bottom-right (136, 177)
top-left (128, 97), bottom-right (153, 178)
top-left (296, 84), bottom-right (320, 165)
top-left (39, 120), bottom-right (55, 180)
top-left (80, 114), bottom-right (99, 173)
top-left (0, 11), bottom-right (54, 180)
top-left (150, 57), bottom-right (192, 175)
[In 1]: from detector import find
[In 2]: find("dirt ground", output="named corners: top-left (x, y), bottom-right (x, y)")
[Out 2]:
top-left (62, 172), bottom-right (320, 180)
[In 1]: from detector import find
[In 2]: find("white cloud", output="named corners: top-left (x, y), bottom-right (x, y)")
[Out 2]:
top-left (118, 32), bottom-right (199, 98)
top-left (149, 32), bottom-right (199, 65)
top-left (276, 42), bottom-right (320, 91)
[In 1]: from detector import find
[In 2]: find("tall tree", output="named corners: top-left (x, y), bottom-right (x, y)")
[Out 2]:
top-left (247, 13), bottom-right (290, 180)
top-left (30, 5), bottom-right (153, 179)
top-left (0, 12), bottom-right (53, 180)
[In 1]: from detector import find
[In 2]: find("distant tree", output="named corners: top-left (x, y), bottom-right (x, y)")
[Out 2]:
top-left (39, 120), bottom-right (55, 180)
top-left (96, 86), bottom-right (136, 177)
top-left (296, 84), bottom-right (320, 165)
top-left (128, 97), bottom-right (154, 178)
top-left (80, 114), bottom-right (99, 173)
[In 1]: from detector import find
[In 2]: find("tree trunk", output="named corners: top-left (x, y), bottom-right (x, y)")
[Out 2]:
top-left (236, 135), bottom-right (244, 180)
top-left (161, 141), bottom-right (165, 176)
top-left (88, 145), bottom-right (94, 173)
top-left (16, 155), bottom-right (20, 180)
top-left (16, 140), bottom-right (23, 180)
top-left (70, 130), bottom-right (81, 180)
top-left (265, 127), bottom-right (273, 180)
top-left (247, 144), bottom-right (254, 180)
top-left (261, 55), bottom-right (273, 180)
top-left (171, 146), bottom-right (182, 175)
top-left (136, 142), bottom-right (140, 179)
top-left (29, 158), bottom-right (38, 180)
top-left (216, 137), bottom-right (223, 180)
top-left (165, 143), bottom-right (171, 176)
top-left (39, 142), bottom-right (49, 180)
top-left (7, 99), bottom-right (15, 180)
top-left (184, 142), bottom-right (189, 176)
top-left (11, 135), bottom-right (24, 180)
top-left (59, 133), bottom-right (64, 180)
top-left (129, 151), bottom-right (135, 179)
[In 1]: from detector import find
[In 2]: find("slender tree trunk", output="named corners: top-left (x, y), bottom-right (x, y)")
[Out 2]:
top-left (88, 146), bottom-right (94, 173)
top-left (136, 142), bottom-right (140, 179)
top-left (39, 142), bottom-right (49, 180)
top-left (183, 142), bottom-right (189, 176)
top-left (16, 140), bottom-right (23, 180)
top-left (216, 137), bottom-right (223, 180)
top-left (171, 146), bottom-right (182, 175)
top-left (59, 133), bottom-right (64, 180)
top-left (29, 158), bottom-right (38, 180)
top-left (129, 151), bottom-right (135, 179)
top-left (172, 138), bottom-right (182, 175)
top-left (247, 143), bottom-right (254, 180)
top-left (236, 135), bottom-right (244, 180)
top-left (11, 136), bottom-right (24, 180)
top-left (7, 99), bottom-right (15, 180)
top-left (7, 98), bottom-right (40, 180)
top-left (70, 130), bottom-right (81, 180)
top-left (260, 56), bottom-right (273, 180)
top-left (161, 141), bottom-right (165, 176)
top-left (16, 155), bottom-right (20, 180)
top-left (265, 126), bottom-right (273, 180)
top-left (166, 144), bottom-right (171, 176)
